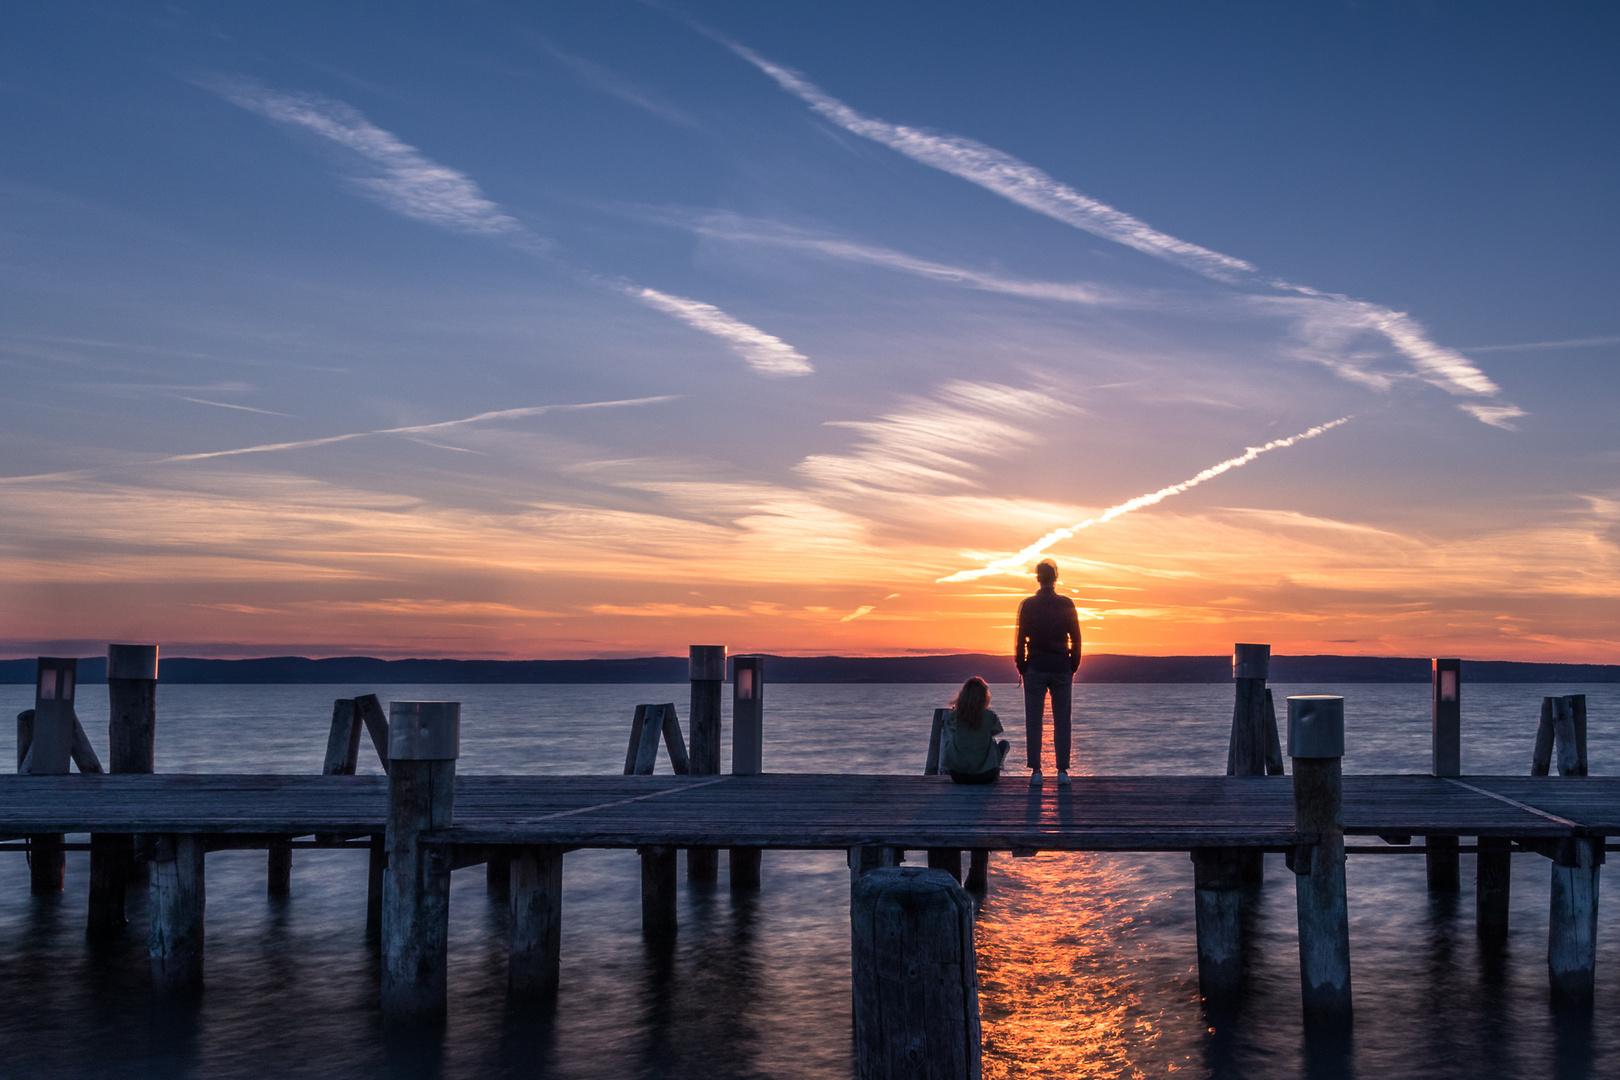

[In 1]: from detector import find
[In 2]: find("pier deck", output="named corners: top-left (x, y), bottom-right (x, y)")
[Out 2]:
top-left (1, 773), bottom-right (1613, 850)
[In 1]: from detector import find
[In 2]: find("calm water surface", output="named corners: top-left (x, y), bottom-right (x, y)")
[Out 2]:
top-left (0, 681), bottom-right (1615, 1079)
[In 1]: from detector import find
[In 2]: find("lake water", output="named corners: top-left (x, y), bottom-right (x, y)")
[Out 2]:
top-left (0, 680), bottom-right (1615, 1079)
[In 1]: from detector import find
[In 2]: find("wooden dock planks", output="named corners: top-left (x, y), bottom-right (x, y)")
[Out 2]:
top-left (0, 773), bottom-right (1598, 851)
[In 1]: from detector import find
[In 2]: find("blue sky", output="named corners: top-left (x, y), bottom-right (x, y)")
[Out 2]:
top-left (1, 2), bottom-right (1616, 660)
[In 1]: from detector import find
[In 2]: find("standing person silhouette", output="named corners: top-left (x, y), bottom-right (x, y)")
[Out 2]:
top-left (1015, 559), bottom-right (1081, 787)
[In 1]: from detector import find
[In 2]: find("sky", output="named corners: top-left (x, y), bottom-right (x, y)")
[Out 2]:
top-left (1, 2), bottom-right (1617, 662)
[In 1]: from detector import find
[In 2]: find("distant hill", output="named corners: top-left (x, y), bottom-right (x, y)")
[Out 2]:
top-left (0, 653), bottom-right (1614, 684)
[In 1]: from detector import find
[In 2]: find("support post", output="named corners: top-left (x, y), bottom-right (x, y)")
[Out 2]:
top-left (1425, 658), bottom-right (1462, 892)
top-left (730, 849), bottom-right (762, 891)
top-left (380, 701), bottom-right (460, 1022)
top-left (928, 848), bottom-right (964, 883)
top-left (1477, 836), bottom-right (1512, 944)
top-left (1548, 838), bottom-right (1601, 1007)
top-left (487, 851), bottom-right (511, 898)
top-left (1288, 695), bottom-right (1352, 1025)
top-left (509, 846), bottom-right (563, 997)
top-left (849, 844), bottom-right (902, 886)
top-left (366, 833), bottom-right (386, 941)
top-left (687, 645), bottom-right (726, 883)
top-left (1191, 847), bottom-right (1243, 1005)
top-left (149, 833), bottom-right (205, 992)
top-left (91, 644), bottom-right (158, 934)
top-left (640, 845), bottom-right (677, 938)
top-left (267, 840), bottom-right (292, 897)
top-left (1228, 644), bottom-right (1270, 884)
top-left (25, 657), bottom-right (81, 894)
top-left (965, 850), bottom-right (990, 892)
top-left (850, 868), bottom-right (981, 1080)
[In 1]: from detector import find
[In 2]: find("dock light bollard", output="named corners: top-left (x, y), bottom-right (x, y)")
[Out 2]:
top-left (23, 657), bottom-right (87, 894)
top-left (1287, 695), bottom-right (1352, 1025)
top-left (687, 645), bottom-right (726, 883)
top-left (381, 701), bottom-right (459, 1021)
top-left (851, 868), bottom-right (981, 1080)
top-left (1427, 658), bottom-right (1462, 892)
top-left (90, 644), bottom-right (158, 934)
top-left (730, 655), bottom-right (764, 891)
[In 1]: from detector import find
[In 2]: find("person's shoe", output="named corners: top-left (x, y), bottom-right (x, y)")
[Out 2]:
top-left (1029, 770), bottom-right (1043, 788)
top-left (1057, 770), bottom-right (1072, 786)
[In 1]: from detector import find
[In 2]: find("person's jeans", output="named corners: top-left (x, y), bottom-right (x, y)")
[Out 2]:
top-left (1022, 669), bottom-right (1072, 772)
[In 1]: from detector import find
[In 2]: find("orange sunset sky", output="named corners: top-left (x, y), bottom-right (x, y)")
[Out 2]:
top-left (2, 7), bottom-right (1617, 664)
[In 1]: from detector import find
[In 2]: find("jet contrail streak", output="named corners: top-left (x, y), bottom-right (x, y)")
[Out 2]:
top-left (937, 417), bottom-right (1352, 582)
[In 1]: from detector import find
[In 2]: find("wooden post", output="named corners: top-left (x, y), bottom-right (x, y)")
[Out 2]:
top-left (354, 694), bottom-right (391, 774)
top-left (923, 707), bottom-right (966, 886)
top-left (1229, 645), bottom-right (1270, 884)
top-left (1191, 847), bottom-right (1243, 1004)
top-left (640, 845), bottom-right (677, 938)
top-left (928, 848), bottom-right (963, 883)
top-left (149, 833), bottom-right (205, 992)
top-left (366, 833), bottom-right (386, 941)
top-left (509, 846), bottom-right (563, 997)
top-left (965, 850), bottom-right (990, 892)
top-left (487, 852), bottom-right (511, 898)
top-left (1263, 690), bottom-right (1284, 775)
top-left (1477, 836), bottom-right (1512, 944)
top-left (1548, 838), bottom-right (1601, 1007)
top-left (850, 867), bottom-right (981, 1080)
top-left (322, 698), bottom-right (362, 775)
top-left (849, 845), bottom-right (902, 886)
top-left (24, 657), bottom-right (81, 895)
top-left (380, 701), bottom-right (459, 1021)
top-left (92, 644), bottom-right (154, 936)
top-left (1287, 695), bottom-right (1352, 1025)
top-left (687, 645), bottom-right (726, 883)
top-left (729, 654), bottom-right (765, 890)
top-left (1427, 658), bottom-right (1462, 892)
top-left (267, 840), bottom-right (292, 897)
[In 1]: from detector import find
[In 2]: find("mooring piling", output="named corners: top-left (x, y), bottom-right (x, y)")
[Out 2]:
top-left (686, 645), bottom-right (726, 883)
top-left (850, 867), bottom-right (981, 1080)
top-left (1548, 837), bottom-right (1601, 1007)
top-left (729, 655), bottom-right (764, 890)
top-left (1228, 644), bottom-right (1276, 885)
top-left (1288, 694), bottom-right (1352, 1025)
top-left (91, 644), bottom-right (158, 935)
top-left (380, 700), bottom-right (460, 1021)
top-left (1427, 658), bottom-right (1462, 892)
top-left (640, 845), bottom-right (678, 938)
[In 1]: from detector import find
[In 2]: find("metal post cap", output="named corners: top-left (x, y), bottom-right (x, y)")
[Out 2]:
top-left (107, 643), bottom-right (159, 680)
top-left (689, 645), bottom-right (726, 682)
top-left (1232, 643), bottom-right (1270, 680)
top-left (1287, 695), bottom-right (1345, 758)
top-left (388, 701), bottom-right (461, 761)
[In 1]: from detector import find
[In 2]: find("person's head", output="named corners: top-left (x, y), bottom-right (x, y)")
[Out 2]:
top-left (952, 676), bottom-right (991, 731)
top-left (1036, 560), bottom-right (1058, 588)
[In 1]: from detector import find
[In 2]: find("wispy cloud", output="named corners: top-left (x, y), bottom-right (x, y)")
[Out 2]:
top-left (212, 78), bottom-right (811, 378)
top-left (720, 41), bottom-right (1252, 281)
top-left (686, 215), bottom-right (1119, 305)
top-left (1463, 334), bottom-right (1620, 352)
top-left (207, 77), bottom-right (534, 242)
top-left (181, 397), bottom-right (291, 416)
top-left (160, 396), bottom-right (675, 463)
top-left (719, 39), bottom-right (1522, 426)
top-left (528, 36), bottom-right (700, 128)
top-left (939, 417), bottom-right (1352, 581)
top-left (631, 288), bottom-right (812, 375)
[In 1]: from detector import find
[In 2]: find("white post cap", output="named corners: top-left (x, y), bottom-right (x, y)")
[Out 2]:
top-left (1287, 695), bottom-right (1345, 759)
top-left (107, 643), bottom-right (159, 680)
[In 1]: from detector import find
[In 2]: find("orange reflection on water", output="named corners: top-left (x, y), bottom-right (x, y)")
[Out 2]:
top-left (974, 852), bottom-right (1198, 1078)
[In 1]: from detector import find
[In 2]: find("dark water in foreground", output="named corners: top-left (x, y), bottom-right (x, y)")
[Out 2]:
top-left (0, 681), bottom-right (1615, 1079)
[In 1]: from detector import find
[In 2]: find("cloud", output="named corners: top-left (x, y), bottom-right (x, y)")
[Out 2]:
top-left (159, 396), bottom-right (676, 463)
top-left (207, 77), bottom-right (534, 242)
top-left (1464, 335), bottom-right (1620, 352)
top-left (719, 39), bottom-right (1523, 425)
top-left (799, 381), bottom-right (1072, 493)
top-left (939, 417), bottom-right (1353, 581)
top-left (529, 36), bottom-right (700, 128)
top-left (841, 604), bottom-right (875, 622)
top-left (631, 288), bottom-right (813, 375)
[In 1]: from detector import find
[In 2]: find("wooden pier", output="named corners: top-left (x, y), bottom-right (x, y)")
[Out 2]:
top-left (5, 643), bottom-right (1613, 1078)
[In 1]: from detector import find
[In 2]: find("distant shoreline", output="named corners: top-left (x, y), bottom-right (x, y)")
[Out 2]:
top-left (1, 653), bottom-right (1614, 684)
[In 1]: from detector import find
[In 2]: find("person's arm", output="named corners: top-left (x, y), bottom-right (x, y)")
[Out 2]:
top-left (1014, 600), bottom-right (1029, 674)
top-left (991, 711), bottom-right (1004, 736)
top-left (1066, 600), bottom-right (1082, 674)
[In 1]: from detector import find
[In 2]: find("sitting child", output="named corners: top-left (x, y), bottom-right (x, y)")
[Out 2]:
top-left (940, 676), bottom-right (1011, 785)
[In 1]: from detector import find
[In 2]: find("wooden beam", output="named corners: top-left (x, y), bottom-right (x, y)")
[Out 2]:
top-left (509, 846), bottom-right (563, 997)
top-left (149, 833), bottom-right (205, 992)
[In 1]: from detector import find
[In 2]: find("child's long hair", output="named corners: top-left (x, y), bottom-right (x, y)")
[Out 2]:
top-left (952, 676), bottom-right (991, 732)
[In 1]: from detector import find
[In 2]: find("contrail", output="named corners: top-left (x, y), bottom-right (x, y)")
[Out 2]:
top-left (938, 417), bottom-right (1352, 582)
